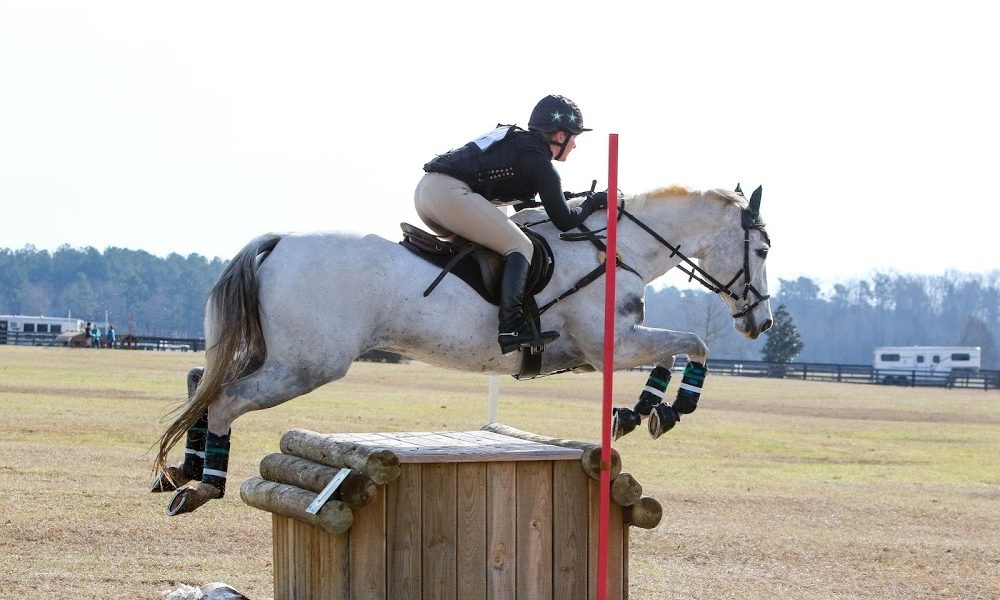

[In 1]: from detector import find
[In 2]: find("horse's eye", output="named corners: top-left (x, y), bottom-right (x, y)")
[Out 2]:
top-left (755, 248), bottom-right (769, 259)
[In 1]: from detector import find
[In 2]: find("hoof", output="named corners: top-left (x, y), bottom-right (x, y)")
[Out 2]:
top-left (612, 407), bottom-right (641, 440)
top-left (150, 465), bottom-right (190, 493)
top-left (648, 404), bottom-right (679, 440)
top-left (166, 482), bottom-right (222, 516)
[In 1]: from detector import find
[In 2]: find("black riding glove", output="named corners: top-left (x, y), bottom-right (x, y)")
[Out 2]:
top-left (590, 191), bottom-right (609, 210)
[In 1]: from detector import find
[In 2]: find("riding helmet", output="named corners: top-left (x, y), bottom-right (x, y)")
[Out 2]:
top-left (528, 95), bottom-right (592, 135)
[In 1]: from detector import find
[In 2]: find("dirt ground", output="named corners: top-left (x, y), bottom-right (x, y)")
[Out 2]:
top-left (0, 347), bottom-right (997, 599)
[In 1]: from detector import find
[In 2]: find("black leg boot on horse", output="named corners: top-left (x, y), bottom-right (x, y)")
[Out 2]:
top-left (150, 368), bottom-right (206, 492)
top-left (497, 251), bottom-right (559, 355)
top-left (165, 428), bottom-right (229, 515)
top-left (151, 366), bottom-right (228, 514)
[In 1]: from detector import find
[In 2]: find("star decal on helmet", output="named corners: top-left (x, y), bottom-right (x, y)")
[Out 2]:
top-left (550, 110), bottom-right (563, 122)
top-left (568, 113), bottom-right (577, 123)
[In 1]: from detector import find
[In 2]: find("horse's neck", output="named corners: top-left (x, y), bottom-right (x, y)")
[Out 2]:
top-left (620, 194), bottom-right (728, 283)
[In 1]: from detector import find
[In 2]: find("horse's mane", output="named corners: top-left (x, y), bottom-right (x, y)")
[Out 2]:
top-left (627, 185), bottom-right (747, 212)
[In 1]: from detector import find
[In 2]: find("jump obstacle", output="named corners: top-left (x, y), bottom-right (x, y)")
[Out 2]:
top-left (240, 423), bottom-right (662, 600)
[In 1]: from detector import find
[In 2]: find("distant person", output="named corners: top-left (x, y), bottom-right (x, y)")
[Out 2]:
top-left (90, 324), bottom-right (100, 348)
top-left (106, 325), bottom-right (116, 349)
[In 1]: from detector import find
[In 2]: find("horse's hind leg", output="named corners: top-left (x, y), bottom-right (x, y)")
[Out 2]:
top-left (165, 357), bottom-right (349, 515)
top-left (151, 368), bottom-right (207, 492)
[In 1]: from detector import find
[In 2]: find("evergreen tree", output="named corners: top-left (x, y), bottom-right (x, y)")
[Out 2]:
top-left (761, 304), bottom-right (804, 364)
top-left (959, 315), bottom-right (999, 369)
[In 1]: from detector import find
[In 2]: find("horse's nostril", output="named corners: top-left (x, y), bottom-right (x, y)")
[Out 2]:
top-left (761, 318), bottom-right (773, 332)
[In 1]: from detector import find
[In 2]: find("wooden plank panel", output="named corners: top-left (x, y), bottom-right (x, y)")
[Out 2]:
top-left (422, 462), bottom-right (457, 600)
top-left (587, 480), bottom-right (628, 600)
top-left (350, 481), bottom-right (386, 599)
top-left (622, 525), bottom-right (630, 600)
top-left (387, 465), bottom-right (422, 599)
top-left (456, 462), bottom-right (487, 599)
top-left (486, 462), bottom-right (516, 599)
top-left (272, 515), bottom-right (290, 600)
top-left (317, 526), bottom-right (350, 600)
top-left (292, 517), bottom-right (308, 599)
top-left (305, 520), bottom-right (325, 599)
top-left (553, 459), bottom-right (589, 600)
top-left (607, 504), bottom-right (625, 600)
top-left (588, 481), bottom-right (599, 600)
top-left (516, 461), bottom-right (553, 600)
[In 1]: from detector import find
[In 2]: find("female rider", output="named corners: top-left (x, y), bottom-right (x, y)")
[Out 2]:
top-left (415, 94), bottom-right (607, 355)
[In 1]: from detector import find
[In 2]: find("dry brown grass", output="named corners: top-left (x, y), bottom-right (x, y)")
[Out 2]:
top-left (0, 346), bottom-right (997, 599)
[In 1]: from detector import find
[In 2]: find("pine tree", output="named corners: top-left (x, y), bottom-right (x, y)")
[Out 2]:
top-left (958, 315), bottom-right (998, 369)
top-left (761, 304), bottom-right (805, 364)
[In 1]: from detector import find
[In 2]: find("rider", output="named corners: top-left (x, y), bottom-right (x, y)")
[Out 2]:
top-left (416, 94), bottom-right (608, 355)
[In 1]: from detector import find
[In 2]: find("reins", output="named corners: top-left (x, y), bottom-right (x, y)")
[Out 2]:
top-left (536, 221), bottom-right (641, 314)
top-left (524, 190), bottom-right (770, 319)
top-left (618, 206), bottom-right (769, 319)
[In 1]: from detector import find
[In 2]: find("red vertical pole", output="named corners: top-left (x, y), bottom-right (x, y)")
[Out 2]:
top-left (598, 133), bottom-right (619, 600)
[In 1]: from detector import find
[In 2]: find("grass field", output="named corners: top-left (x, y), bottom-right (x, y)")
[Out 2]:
top-left (1, 346), bottom-right (997, 599)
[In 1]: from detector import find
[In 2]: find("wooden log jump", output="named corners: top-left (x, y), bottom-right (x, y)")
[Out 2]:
top-left (241, 424), bottom-right (662, 600)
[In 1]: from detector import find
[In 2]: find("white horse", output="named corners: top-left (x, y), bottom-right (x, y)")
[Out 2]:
top-left (153, 184), bottom-right (773, 514)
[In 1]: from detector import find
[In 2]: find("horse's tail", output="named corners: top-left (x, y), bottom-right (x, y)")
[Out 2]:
top-left (153, 233), bottom-right (282, 477)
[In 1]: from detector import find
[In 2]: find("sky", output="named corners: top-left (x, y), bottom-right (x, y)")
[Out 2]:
top-left (1, 1), bottom-right (998, 292)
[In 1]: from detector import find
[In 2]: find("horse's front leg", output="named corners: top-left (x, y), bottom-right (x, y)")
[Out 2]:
top-left (601, 325), bottom-right (709, 441)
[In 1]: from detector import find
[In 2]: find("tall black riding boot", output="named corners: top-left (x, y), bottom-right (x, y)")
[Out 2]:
top-left (497, 252), bottom-right (559, 355)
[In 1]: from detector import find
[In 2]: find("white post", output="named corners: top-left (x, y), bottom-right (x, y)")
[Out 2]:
top-left (487, 204), bottom-right (512, 426)
top-left (487, 376), bottom-right (499, 424)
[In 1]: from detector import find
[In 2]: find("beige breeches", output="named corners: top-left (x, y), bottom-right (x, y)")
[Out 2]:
top-left (414, 172), bottom-right (533, 260)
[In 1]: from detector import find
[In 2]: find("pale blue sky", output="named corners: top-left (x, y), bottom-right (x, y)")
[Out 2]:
top-left (1, 1), bottom-right (997, 290)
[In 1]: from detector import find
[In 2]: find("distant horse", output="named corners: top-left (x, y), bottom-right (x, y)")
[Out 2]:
top-left (153, 184), bottom-right (773, 514)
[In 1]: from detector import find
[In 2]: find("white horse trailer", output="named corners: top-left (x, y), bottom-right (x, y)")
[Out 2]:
top-left (0, 314), bottom-right (88, 345)
top-left (873, 346), bottom-right (981, 385)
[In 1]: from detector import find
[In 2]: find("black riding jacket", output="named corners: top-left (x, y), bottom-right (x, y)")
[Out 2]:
top-left (423, 126), bottom-right (596, 232)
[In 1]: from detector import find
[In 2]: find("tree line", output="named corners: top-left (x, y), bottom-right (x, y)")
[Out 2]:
top-left (1, 245), bottom-right (997, 368)
top-left (0, 245), bottom-right (225, 338)
top-left (644, 272), bottom-right (1000, 368)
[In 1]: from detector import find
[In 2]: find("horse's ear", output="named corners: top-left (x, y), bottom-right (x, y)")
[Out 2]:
top-left (749, 185), bottom-right (762, 215)
top-left (735, 183), bottom-right (743, 196)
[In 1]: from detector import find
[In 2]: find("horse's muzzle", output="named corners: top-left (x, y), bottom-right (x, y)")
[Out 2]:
top-left (737, 314), bottom-right (772, 340)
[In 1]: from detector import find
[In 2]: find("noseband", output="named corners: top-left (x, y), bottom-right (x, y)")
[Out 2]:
top-left (619, 205), bottom-right (770, 319)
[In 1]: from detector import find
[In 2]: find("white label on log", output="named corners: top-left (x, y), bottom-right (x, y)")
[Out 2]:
top-left (305, 468), bottom-right (352, 515)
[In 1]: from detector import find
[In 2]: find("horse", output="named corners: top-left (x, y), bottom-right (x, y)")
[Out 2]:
top-left (152, 184), bottom-right (773, 515)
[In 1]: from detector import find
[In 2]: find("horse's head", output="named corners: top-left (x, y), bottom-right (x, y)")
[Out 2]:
top-left (695, 184), bottom-right (773, 339)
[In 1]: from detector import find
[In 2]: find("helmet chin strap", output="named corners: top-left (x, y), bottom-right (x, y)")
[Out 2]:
top-left (550, 131), bottom-right (571, 160)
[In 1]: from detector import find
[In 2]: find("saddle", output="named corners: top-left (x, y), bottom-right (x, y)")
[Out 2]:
top-left (399, 222), bottom-right (555, 379)
top-left (399, 222), bottom-right (554, 305)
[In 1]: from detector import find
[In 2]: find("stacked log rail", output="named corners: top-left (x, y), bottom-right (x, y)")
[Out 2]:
top-left (240, 429), bottom-right (398, 535)
top-left (481, 423), bottom-right (663, 528)
top-left (241, 424), bottom-right (662, 534)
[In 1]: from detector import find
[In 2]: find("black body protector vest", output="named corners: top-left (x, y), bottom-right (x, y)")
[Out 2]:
top-left (423, 125), bottom-right (550, 203)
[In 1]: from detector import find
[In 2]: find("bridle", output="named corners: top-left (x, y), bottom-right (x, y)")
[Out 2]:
top-left (619, 184), bottom-right (770, 319)
top-left (525, 184), bottom-right (770, 319)
top-left (575, 185), bottom-right (769, 319)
